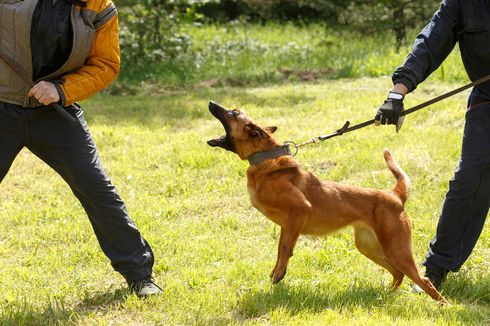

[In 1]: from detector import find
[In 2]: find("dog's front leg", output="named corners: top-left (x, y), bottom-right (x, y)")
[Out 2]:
top-left (270, 228), bottom-right (285, 279)
top-left (271, 209), bottom-right (310, 284)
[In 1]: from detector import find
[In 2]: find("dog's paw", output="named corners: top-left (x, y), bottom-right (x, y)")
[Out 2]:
top-left (271, 270), bottom-right (286, 284)
top-left (269, 268), bottom-right (276, 279)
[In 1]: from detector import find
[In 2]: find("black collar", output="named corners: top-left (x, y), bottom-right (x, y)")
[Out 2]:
top-left (247, 145), bottom-right (292, 166)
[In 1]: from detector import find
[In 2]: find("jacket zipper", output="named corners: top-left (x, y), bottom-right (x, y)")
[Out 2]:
top-left (34, 4), bottom-right (76, 84)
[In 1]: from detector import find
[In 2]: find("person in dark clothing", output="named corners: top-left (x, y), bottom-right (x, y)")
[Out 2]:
top-left (375, 0), bottom-right (490, 291)
top-left (0, 0), bottom-right (162, 297)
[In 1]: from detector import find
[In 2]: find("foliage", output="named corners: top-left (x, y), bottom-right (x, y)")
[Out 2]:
top-left (192, 0), bottom-right (440, 36)
top-left (118, 0), bottom-right (191, 66)
top-left (193, 0), bottom-right (349, 22)
top-left (338, 0), bottom-right (441, 48)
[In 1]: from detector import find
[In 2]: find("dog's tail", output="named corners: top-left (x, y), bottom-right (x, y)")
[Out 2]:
top-left (384, 148), bottom-right (410, 204)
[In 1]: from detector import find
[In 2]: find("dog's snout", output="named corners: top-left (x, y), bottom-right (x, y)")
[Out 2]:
top-left (209, 101), bottom-right (227, 112)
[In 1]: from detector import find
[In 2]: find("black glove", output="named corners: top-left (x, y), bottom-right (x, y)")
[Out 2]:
top-left (375, 91), bottom-right (405, 131)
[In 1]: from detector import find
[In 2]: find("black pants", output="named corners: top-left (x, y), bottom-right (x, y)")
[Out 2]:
top-left (424, 103), bottom-right (490, 273)
top-left (0, 102), bottom-right (154, 281)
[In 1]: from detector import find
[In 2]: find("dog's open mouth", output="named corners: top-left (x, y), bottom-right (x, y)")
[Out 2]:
top-left (207, 101), bottom-right (235, 152)
top-left (207, 135), bottom-right (228, 147)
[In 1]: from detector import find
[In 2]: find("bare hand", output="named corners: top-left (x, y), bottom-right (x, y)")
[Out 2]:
top-left (28, 81), bottom-right (60, 106)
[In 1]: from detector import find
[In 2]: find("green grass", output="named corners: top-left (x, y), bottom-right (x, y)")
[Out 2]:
top-left (117, 22), bottom-right (468, 89)
top-left (0, 77), bottom-right (488, 325)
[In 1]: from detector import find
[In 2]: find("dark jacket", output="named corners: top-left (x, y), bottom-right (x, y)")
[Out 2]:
top-left (393, 0), bottom-right (490, 105)
top-left (31, 0), bottom-right (74, 82)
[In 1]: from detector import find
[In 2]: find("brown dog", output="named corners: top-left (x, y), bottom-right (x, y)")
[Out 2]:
top-left (207, 101), bottom-right (447, 303)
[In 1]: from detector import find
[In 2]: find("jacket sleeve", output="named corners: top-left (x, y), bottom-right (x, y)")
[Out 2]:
top-left (58, 1), bottom-right (120, 106)
top-left (392, 0), bottom-right (461, 92)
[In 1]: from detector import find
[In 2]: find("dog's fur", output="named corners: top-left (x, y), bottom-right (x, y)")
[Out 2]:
top-left (207, 102), bottom-right (447, 303)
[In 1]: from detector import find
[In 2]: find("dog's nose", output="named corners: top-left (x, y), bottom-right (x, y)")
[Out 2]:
top-left (209, 101), bottom-right (218, 110)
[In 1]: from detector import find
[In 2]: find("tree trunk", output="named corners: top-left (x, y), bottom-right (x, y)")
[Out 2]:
top-left (224, 0), bottom-right (240, 20)
top-left (393, 5), bottom-right (406, 51)
top-left (153, 0), bottom-right (163, 47)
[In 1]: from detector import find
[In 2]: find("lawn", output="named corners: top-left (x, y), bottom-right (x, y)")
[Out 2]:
top-left (0, 77), bottom-right (488, 325)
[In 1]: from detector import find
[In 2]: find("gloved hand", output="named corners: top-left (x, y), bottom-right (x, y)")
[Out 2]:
top-left (375, 91), bottom-right (405, 131)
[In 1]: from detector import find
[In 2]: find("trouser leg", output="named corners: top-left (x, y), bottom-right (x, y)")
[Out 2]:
top-left (424, 106), bottom-right (490, 272)
top-left (25, 104), bottom-right (154, 281)
top-left (0, 102), bottom-right (26, 181)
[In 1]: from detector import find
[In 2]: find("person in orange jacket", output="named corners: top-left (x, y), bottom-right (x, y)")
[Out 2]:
top-left (0, 0), bottom-right (161, 297)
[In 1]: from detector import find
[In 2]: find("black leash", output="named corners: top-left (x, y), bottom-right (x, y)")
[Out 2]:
top-left (0, 48), bottom-right (77, 124)
top-left (289, 74), bottom-right (490, 151)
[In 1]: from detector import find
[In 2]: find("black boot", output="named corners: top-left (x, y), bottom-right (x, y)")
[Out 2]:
top-left (127, 276), bottom-right (163, 298)
top-left (412, 267), bottom-right (448, 293)
top-left (425, 268), bottom-right (448, 290)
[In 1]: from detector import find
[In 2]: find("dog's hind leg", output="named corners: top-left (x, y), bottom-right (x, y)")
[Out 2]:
top-left (375, 213), bottom-right (448, 303)
top-left (353, 225), bottom-right (404, 289)
top-left (385, 246), bottom-right (447, 303)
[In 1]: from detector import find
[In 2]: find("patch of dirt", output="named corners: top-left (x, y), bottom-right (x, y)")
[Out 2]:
top-left (278, 67), bottom-right (334, 81)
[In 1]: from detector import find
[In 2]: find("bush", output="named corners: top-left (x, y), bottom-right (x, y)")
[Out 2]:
top-left (118, 1), bottom-right (192, 67)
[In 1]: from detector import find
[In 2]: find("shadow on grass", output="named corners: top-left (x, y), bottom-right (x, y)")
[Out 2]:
top-left (237, 279), bottom-right (490, 321)
top-left (82, 88), bottom-right (250, 127)
top-left (82, 87), bottom-right (318, 128)
top-left (237, 282), bottom-right (392, 317)
top-left (0, 288), bottom-right (128, 325)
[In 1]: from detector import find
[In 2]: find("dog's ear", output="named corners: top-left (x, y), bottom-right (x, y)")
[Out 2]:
top-left (265, 126), bottom-right (277, 134)
top-left (246, 124), bottom-right (271, 139)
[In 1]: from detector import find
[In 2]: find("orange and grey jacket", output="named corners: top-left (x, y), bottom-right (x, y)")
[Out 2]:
top-left (0, 0), bottom-right (120, 108)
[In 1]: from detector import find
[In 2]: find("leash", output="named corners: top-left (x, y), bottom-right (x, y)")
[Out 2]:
top-left (0, 48), bottom-right (77, 124)
top-left (287, 74), bottom-right (490, 153)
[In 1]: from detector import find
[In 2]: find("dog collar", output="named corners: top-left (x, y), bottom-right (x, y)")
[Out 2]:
top-left (247, 145), bottom-right (292, 166)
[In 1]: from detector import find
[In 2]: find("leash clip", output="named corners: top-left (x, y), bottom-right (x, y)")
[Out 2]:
top-left (284, 141), bottom-right (299, 156)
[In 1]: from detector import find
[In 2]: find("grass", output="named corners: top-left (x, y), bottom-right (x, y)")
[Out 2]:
top-left (117, 22), bottom-right (468, 89)
top-left (0, 76), bottom-right (488, 325)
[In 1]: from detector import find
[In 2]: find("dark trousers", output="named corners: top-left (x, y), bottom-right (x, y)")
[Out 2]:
top-left (0, 102), bottom-right (154, 281)
top-left (424, 103), bottom-right (490, 273)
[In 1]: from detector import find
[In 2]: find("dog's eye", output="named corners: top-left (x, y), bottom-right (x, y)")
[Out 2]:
top-left (229, 110), bottom-right (239, 118)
